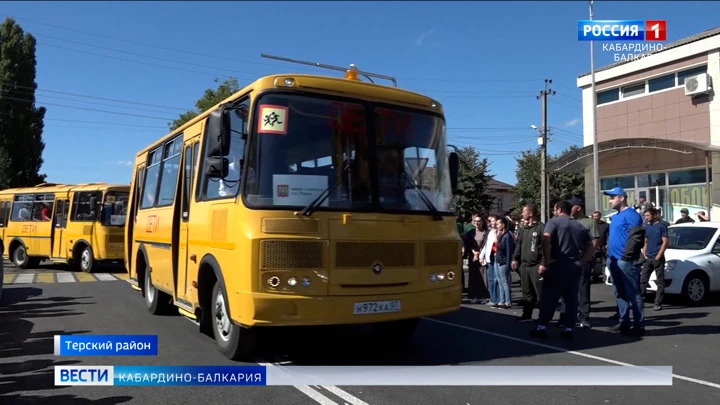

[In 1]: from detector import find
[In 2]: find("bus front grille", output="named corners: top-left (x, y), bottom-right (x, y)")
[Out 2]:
top-left (335, 242), bottom-right (415, 268)
top-left (424, 241), bottom-right (461, 266)
top-left (261, 240), bottom-right (324, 270)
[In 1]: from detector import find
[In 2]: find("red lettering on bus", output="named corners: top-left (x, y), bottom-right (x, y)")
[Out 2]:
top-left (146, 215), bottom-right (159, 233)
top-left (327, 102), bottom-right (365, 135)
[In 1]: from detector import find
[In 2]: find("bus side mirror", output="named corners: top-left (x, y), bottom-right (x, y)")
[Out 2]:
top-left (449, 152), bottom-right (459, 194)
top-left (205, 108), bottom-right (231, 157)
top-left (205, 157), bottom-right (229, 179)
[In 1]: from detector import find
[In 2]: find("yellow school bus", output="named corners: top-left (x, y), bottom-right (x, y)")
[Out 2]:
top-left (125, 55), bottom-right (461, 360)
top-left (0, 183), bottom-right (130, 272)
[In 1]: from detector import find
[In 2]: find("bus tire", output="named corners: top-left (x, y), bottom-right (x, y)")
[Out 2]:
top-left (371, 318), bottom-right (419, 347)
top-left (78, 245), bottom-right (96, 273)
top-left (144, 267), bottom-right (172, 315)
top-left (211, 281), bottom-right (256, 361)
top-left (12, 244), bottom-right (30, 269)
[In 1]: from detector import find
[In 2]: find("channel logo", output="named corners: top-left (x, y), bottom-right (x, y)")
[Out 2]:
top-left (55, 366), bottom-right (114, 386)
top-left (578, 20), bottom-right (666, 41)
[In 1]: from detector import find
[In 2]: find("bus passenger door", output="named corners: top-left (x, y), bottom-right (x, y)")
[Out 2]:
top-left (51, 199), bottom-right (69, 259)
top-left (176, 140), bottom-right (197, 302)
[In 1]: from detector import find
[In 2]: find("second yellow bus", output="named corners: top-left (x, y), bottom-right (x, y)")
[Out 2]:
top-left (0, 182), bottom-right (130, 272)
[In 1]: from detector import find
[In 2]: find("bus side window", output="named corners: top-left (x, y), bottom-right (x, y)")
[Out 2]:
top-left (182, 145), bottom-right (192, 221)
top-left (0, 201), bottom-right (8, 227)
top-left (72, 192), bottom-right (101, 221)
top-left (32, 193), bottom-right (54, 221)
top-left (11, 194), bottom-right (34, 221)
top-left (133, 166), bottom-right (145, 221)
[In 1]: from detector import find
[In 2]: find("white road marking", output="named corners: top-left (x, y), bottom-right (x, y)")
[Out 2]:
top-left (95, 273), bottom-right (118, 281)
top-left (423, 317), bottom-right (720, 390)
top-left (13, 273), bottom-right (35, 284)
top-left (260, 362), bottom-right (341, 404)
top-left (57, 273), bottom-right (76, 283)
top-left (318, 386), bottom-right (370, 405)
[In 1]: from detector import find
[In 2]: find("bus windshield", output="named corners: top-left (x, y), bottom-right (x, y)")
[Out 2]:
top-left (100, 191), bottom-right (129, 226)
top-left (242, 93), bottom-right (453, 214)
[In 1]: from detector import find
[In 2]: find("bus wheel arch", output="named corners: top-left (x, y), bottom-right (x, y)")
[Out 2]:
top-left (197, 255), bottom-right (222, 337)
top-left (197, 254), bottom-right (257, 361)
top-left (72, 240), bottom-right (95, 273)
top-left (136, 247), bottom-right (172, 315)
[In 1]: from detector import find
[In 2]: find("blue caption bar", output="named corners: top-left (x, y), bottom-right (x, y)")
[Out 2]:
top-left (54, 365), bottom-right (266, 386)
top-left (578, 20), bottom-right (645, 41)
top-left (54, 335), bottom-right (158, 356)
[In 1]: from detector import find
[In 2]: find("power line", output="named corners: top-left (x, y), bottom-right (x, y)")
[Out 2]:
top-left (36, 33), bottom-right (261, 77)
top-left (0, 95), bottom-right (174, 121)
top-left (39, 43), bottom-right (248, 79)
top-left (3, 13), bottom-right (546, 85)
top-left (0, 80), bottom-right (187, 111)
top-left (38, 39), bottom-right (541, 96)
top-left (5, 88), bottom-right (183, 115)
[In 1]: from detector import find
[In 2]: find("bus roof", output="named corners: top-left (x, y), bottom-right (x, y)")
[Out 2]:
top-left (0, 182), bottom-right (130, 196)
top-left (137, 73), bottom-right (444, 157)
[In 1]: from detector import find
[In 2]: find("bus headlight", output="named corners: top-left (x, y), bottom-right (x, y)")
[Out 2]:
top-left (287, 277), bottom-right (298, 287)
top-left (447, 271), bottom-right (456, 281)
top-left (429, 273), bottom-right (438, 282)
top-left (437, 273), bottom-right (446, 281)
top-left (301, 277), bottom-right (311, 287)
top-left (267, 276), bottom-right (281, 288)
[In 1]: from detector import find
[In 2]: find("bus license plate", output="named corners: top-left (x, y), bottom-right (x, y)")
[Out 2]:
top-left (353, 300), bottom-right (401, 315)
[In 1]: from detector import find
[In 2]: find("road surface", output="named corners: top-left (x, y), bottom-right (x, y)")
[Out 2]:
top-left (2, 262), bottom-right (720, 404)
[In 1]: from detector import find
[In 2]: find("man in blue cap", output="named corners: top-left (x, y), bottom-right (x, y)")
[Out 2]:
top-left (603, 186), bottom-right (646, 336)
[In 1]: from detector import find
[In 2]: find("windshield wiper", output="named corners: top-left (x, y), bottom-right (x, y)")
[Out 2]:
top-left (297, 163), bottom-right (352, 217)
top-left (401, 173), bottom-right (443, 221)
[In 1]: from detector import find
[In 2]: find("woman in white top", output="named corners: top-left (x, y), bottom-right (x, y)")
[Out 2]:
top-left (479, 215), bottom-right (500, 306)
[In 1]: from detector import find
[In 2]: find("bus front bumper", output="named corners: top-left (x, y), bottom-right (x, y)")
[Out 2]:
top-left (237, 284), bottom-right (462, 327)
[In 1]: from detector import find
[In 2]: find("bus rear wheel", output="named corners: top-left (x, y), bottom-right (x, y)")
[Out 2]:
top-left (210, 281), bottom-right (256, 361)
top-left (12, 245), bottom-right (30, 269)
top-left (144, 267), bottom-right (172, 315)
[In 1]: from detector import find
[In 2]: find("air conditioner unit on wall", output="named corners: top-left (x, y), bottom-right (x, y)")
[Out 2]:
top-left (684, 73), bottom-right (712, 96)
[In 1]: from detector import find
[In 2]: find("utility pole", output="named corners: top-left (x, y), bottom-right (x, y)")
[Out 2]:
top-left (538, 79), bottom-right (555, 223)
top-left (589, 0), bottom-right (601, 214)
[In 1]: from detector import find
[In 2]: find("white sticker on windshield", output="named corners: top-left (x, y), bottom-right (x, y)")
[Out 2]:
top-left (258, 105), bottom-right (288, 135)
top-left (273, 175), bottom-right (329, 207)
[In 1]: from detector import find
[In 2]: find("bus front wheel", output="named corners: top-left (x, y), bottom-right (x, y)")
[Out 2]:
top-left (210, 282), bottom-right (256, 361)
top-left (78, 246), bottom-right (96, 273)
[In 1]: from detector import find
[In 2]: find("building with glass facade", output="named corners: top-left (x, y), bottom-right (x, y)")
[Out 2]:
top-left (550, 27), bottom-right (720, 222)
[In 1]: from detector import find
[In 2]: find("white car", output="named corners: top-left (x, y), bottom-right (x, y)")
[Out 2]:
top-left (604, 222), bottom-right (720, 305)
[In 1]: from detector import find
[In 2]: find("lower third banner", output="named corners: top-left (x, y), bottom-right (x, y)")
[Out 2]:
top-left (54, 365), bottom-right (673, 386)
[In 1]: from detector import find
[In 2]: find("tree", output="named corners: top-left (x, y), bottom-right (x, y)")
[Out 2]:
top-left (169, 77), bottom-right (241, 130)
top-left (511, 145), bottom-right (585, 217)
top-left (453, 146), bottom-right (495, 221)
top-left (0, 18), bottom-right (46, 189)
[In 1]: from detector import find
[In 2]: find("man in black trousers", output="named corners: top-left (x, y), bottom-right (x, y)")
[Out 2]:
top-left (531, 200), bottom-right (594, 340)
top-left (512, 203), bottom-right (544, 322)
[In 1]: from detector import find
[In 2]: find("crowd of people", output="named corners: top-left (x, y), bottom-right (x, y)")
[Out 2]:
top-left (458, 186), bottom-right (674, 340)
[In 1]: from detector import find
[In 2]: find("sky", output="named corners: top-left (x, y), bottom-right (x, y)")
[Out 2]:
top-left (3, 1), bottom-right (720, 186)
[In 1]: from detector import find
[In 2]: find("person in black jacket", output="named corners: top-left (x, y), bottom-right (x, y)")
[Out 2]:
top-left (530, 200), bottom-right (593, 340)
top-left (463, 213), bottom-right (490, 304)
top-left (512, 203), bottom-right (544, 322)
